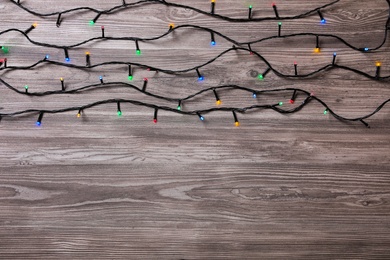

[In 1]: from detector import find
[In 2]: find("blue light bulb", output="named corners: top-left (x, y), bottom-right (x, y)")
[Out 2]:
top-left (45, 54), bottom-right (50, 59)
top-left (65, 57), bottom-right (70, 62)
top-left (197, 113), bottom-right (205, 121)
top-left (211, 41), bottom-right (216, 46)
top-left (320, 19), bottom-right (326, 24)
top-left (36, 122), bottom-right (41, 126)
top-left (364, 47), bottom-right (369, 52)
top-left (198, 76), bottom-right (204, 81)
top-left (99, 76), bottom-right (103, 80)
top-left (252, 93), bottom-right (257, 98)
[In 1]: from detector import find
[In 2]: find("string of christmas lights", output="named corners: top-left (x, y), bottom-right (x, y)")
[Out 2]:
top-left (1, 16), bottom-right (390, 54)
top-left (1, 47), bottom-right (390, 83)
top-left (1, 1), bottom-right (389, 128)
top-left (1, 47), bottom-right (389, 128)
top-left (0, 86), bottom-right (388, 128)
top-left (10, 0), bottom-right (341, 24)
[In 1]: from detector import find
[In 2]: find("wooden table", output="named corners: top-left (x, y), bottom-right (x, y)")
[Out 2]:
top-left (0, 0), bottom-right (389, 258)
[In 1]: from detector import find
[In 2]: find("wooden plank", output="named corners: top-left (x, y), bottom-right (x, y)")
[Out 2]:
top-left (0, 0), bottom-right (389, 258)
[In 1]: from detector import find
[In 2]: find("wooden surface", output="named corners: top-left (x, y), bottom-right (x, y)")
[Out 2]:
top-left (0, 0), bottom-right (389, 259)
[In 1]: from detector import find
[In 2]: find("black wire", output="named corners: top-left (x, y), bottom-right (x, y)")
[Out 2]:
top-left (1, 17), bottom-right (390, 52)
top-left (1, 47), bottom-right (390, 81)
top-left (1, 0), bottom-right (389, 127)
top-left (0, 88), bottom-right (388, 128)
top-left (9, 0), bottom-right (341, 23)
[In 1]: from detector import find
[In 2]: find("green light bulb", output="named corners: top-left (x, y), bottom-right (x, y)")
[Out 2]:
top-left (279, 102), bottom-right (283, 106)
top-left (177, 106), bottom-right (181, 111)
top-left (136, 50), bottom-right (141, 55)
top-left (128, 75), bottom-right (133, 81)
top-left (1, 46), bottom-right (9, 54)
top-left (89, 20), bottom-right (95, 26)
top-left (117, 111), bottom-right (122, 117)
top-left (249, 5), bottom-right (252, 9)
top-left (258, 74), bottom-right (264, 80)
top-left (324, 109), bottom-right (328, 115)
top-left (24, 85), bottom-right (28, 90)
top-left (278, 22), bottom-right (282, 26)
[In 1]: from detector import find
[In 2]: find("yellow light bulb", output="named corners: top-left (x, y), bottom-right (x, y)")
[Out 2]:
top-left (32, 23), bottom-right (38, 28)
top-left (211, 0), bottom-right (216, 2)
top-left (169, 23), bottom-right (175, 28)
top-left (60, 77), bottom-right (64, 81)
top-left (235, 121), bottom-right (240, 127)
top-left (314, 48), bottom-right (320, 53)
top-left (216, 100), bottom-right (221, 105)
top-left (376, 62), bottom-right (381, 67)
top-left (77, 113), bottom-right (81, 118)
top-left (85, 51), bottom-right (90, 55)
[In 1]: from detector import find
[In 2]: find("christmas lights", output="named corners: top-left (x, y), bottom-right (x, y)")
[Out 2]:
top-left (314, 35), bottom-right (320, 53)
top-left (0, 58), bottom-right (6, 68)
top-left (196, 69), bottom-right (204, 81)
top-left (1, 0), bottom-right (389, 130)
top-left (1, 46), bottom-right (9, 54)
top-left (0, 86), bottom-right (388, 128)
top-left (213, 89), bottom-right (221, 105)
top-left (232, 111), bottom-right (240, 127)
top-left (101, 26), bottom-right (105, 38)
top-left (117, 101), bottom-right (122, 116)
top-left (1, 20), bottom-right (389, 53)
top-left (278, 22), bottom-right (282, 37)
top-left (24, 23), bottom-right (37, 35)
top-left (135, 40), bottom-right (141, 55)
top-left (64, 48), bottom-right (70, 62)
top-left (290, 90), bottom-right (297, 104)
top-left (318, 10), bottom-right (326, 24)
top-left (142, 78), bottom-right (148, 92)
top-left (36, 112), bottom-right (43, 126)
top-left (128, 65), bottom-right (133, 80)
top-left (376, 62), bottom-right (381, 78)
top-left (85, 52), bottom-right (91, 67)
top-left (60, 77), bottom-right (65, 91)
top-left (211, 0), bottom-right (215, 14)
top-left (90, 12), bottom-right (102, 26)
top-left (332, 52), bottom-right (337, 65)
top-left (56, 13), bottom-right (62, 27)
top-left (258, 68), bottom-right (271, 80)
top-left (248, 43), bottom-right (253, 55)
top-left (1, 46), bottom-right (389, 85)
top-left (197, 112), bottom-right (205, 121)
top-left (153, 108), bottom-right (158, 124)
top-left (294, 62), bottom-right (298, 76)
top-left (272, 3), bottom-right (280, 19)
top-left (10, 0), bottom-right (341, 24)
top-left (211, 32), bottom-right (216, 46)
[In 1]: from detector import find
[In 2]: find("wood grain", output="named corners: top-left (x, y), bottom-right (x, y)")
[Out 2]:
top-left (0, 0), bottom-right (389, 259)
